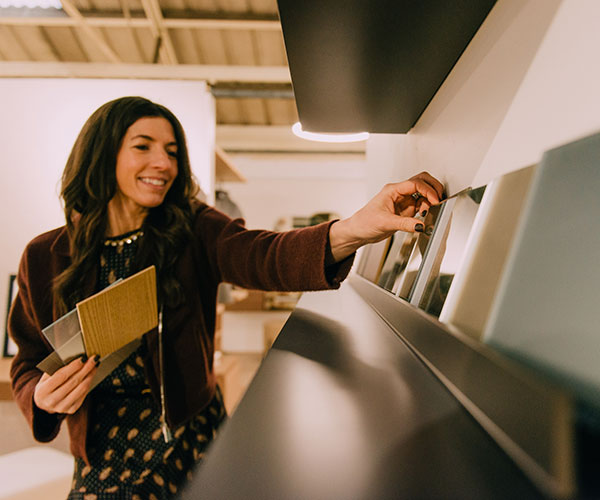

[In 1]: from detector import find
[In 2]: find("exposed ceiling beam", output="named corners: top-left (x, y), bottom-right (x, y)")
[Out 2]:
top-left (0, 61), bottom-right (291, 83)
top-left (210, 82), bottom-right (294, 99)
top-left (117, 0), bottom-right (145, 62)
top-left (59, 0), bottom-right (121, 63)
top-left (0, 12), bottom-right (280, 31)
top-left (163, 17), bottom-right (279, 31)
top-left (140, 0), bottom-right (177, 64)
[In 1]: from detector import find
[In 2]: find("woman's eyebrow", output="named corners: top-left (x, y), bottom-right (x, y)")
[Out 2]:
top-left (131, 134), bottom-right (153, 141)
top-left (131, 134), bottom-right (177, 147)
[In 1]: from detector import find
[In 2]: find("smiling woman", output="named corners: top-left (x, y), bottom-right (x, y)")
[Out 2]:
top-left (7, 95), bottom-right (443, 499)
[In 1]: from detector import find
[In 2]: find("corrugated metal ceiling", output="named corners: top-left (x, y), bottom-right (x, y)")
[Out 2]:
top-left (0, 0), bottom-right (298, 126)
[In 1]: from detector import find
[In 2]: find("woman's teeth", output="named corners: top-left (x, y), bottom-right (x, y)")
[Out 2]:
top-left (140, 177), bottom-right (166, 186)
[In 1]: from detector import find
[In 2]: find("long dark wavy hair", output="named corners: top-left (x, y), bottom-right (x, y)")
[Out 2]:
top-left (54, 96), bottom-right (199, 314)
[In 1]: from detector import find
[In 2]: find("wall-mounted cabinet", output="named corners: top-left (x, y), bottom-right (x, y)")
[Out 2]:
top-left (277, 0), bottom-right (497, 133)
top-left (354, 131), bottom-right (600, 499)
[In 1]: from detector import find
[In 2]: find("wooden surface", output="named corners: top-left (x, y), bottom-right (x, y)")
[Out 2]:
top-left (76, 266), bottom-right (157, 357)
top-left (214, 353), bottom-right (262, 414)
top-left (224, 289), bottom-right (264, 311)
top-left (215, 145), bottom-right (247, 183)
top-left (0, 357), bottom-right (12, 400)
top-left (263, 318), bottom-right (287, 352)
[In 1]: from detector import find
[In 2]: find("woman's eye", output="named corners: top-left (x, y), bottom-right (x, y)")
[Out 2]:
top-left (167, 150), bottom-right (178, 158)
top-left (134, 144), bottom-right (149, 151)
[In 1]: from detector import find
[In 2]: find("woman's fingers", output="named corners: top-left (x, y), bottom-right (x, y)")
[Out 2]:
top-left (410, 178), bottom-right (443, 206)
top-left (385, 180), bottom-right (439, 219)
top-left (34, 360), bottom-right (81, 412)
top-left (379, 173), bottom-right (446, 234)
top-left (49, 359), bottom-right (97, 414)
top-left (38, 356), bottom-right (86, 393)
top-left (34, 355), bottom-right (98, 414)
top-left (60, 369), bottom-right (97, 414)
top-left (50, 357), bottom-right (97, 400)
top-left (386, 214), bottom-right (426, 234)
top-left (409, 171), bottom-right (445, 200)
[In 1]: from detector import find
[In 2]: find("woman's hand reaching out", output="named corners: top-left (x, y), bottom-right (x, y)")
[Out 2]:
top-left (34, 355), bottom-right (99, 415)
top-left (329, 172), bottom-right (444, 263)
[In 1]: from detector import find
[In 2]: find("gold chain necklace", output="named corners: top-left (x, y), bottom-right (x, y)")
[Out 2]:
top-left (103, 229), bottom-right (144, 247)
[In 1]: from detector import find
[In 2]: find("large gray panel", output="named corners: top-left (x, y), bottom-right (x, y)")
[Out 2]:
top-left (484, 132), bottom-right (600, 406)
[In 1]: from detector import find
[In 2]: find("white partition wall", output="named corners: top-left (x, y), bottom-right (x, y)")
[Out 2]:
top-left (365, 0), bottom-right (600, 194)
top-left (0, 78), bottom-right (215, 350)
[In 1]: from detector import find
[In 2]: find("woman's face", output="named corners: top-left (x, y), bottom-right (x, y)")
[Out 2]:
top-left (113, 116), bottom-right (179, 213)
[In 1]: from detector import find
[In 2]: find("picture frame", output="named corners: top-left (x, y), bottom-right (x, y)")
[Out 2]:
top-left (3, 274), bottom-right (18, 357)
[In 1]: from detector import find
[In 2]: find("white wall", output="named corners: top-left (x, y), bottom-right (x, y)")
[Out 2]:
top-left (217, 153), bottom-right (367, 353)
top-left (366, 0), bottom-right (600, 195)
top-left (0, 79), bottom-right (215, 348)
top-left (220, 154), bottom-right (368, 230)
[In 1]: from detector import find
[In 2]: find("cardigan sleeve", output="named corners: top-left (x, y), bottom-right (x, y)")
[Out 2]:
top-left (8, 241), bottom-right (65, 443)
top-left (194, 204), bottom-right (354, 291)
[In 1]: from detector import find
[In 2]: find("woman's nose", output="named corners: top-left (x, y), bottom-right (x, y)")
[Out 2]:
top-left (151, 148), bottom-right (173, 169)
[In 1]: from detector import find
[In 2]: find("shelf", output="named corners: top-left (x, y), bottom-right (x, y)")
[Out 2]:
top-left (277, 0), bottom-right (497, 132)
top-left (350, 274), bottom-right (574, 499)
top-left (182, 284), bottom-right (545, 499)
top-left (215, 145), bottom-right (246, 183)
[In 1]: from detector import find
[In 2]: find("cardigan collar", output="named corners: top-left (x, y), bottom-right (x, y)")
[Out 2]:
top-left (49, 225), bottom-right (71, 257)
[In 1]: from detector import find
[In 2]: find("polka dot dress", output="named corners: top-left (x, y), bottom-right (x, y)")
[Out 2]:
top-left (68, 229), bottom-right (227, 500)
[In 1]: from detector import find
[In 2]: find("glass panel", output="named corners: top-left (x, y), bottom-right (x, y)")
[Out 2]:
top-left (355, 244), bottom-right (371, 276)
top-left (356, 237), bottom-right (392, 284)
top-left (377, 231), bottom-right (418, 292)
top-left (418, 186), bottom-right (486, 317)
top-left (393, 203), bottom-right (445, 300)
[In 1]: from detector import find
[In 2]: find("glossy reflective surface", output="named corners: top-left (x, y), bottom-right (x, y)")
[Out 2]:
top-left (181, 285), bottom-right (544, 500)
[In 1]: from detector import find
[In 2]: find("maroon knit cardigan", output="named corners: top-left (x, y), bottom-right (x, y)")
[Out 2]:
top-left (8, 202), bottom-right (354, 464)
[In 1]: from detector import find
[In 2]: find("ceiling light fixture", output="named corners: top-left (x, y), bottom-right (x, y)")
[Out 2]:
top-left (292, 122), bottom-right (369, 143)
top-left (0, 0), bottom-right (61, 8)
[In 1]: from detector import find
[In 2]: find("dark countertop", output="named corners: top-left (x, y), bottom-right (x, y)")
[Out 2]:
top-left (181, 283), bottom-right (543, 499)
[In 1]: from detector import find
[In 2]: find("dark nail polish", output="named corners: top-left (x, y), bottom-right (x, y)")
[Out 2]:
top-left (421, 210), bottom-right (428, 217)
top-left (415, 223), bottom-right (424, 233)
top-left (80, 354), bottom-right (88, 363)
top-left (93, 354), bottom-right (101, 366)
